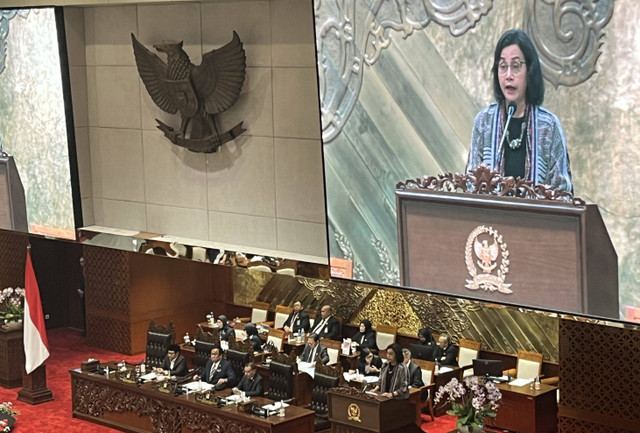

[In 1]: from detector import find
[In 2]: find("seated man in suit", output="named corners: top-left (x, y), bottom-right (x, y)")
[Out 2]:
top-left (156, 344), bottom-right (189, 377)
top-left (434, 334), bottom-right (458, 366)
top-left (283, 301), bottom-right (310, 334)
top-left (299, 333), bottom-right (329, 364)
top-left (402, 348), bottom-right (424, 388)
top-left (232, 362), bottom-right (264, 397)
top-left (309, 305), bottom-right (341, 340)
top-left (194, 345), bottom-right (237, 390)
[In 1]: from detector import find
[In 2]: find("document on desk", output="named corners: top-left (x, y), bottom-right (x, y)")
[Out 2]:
top-left (297, 362), bottom-right (315, 378)
top-left (262, 402), bottom-right (289, 410)
top-left (183, 381), bottom-right (215, 393)
top-left (508, 378), bottom-right (533, 387)
top-left (439, 366), bottom-right (453, 374)
top-left (139, 372), bottom-right (157, 381)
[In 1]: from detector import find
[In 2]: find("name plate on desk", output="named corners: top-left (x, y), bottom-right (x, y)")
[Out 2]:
top-left (195, 391), bottom-right (223, 406)
top-left (155, 380), bottom-right (178, 394)
top-left (116, 370), bottom-right (139, 385)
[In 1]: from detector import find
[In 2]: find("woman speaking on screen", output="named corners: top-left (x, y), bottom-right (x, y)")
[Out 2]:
top-left (465, 29), bottom-right (573, 193)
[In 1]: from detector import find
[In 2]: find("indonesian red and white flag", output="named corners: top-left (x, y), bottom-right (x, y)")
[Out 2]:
top-left (23, 249), bottom-right (50, 374)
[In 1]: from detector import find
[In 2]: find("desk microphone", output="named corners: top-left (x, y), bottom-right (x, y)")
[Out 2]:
top-left (500, 101), bottom-right (517, 149)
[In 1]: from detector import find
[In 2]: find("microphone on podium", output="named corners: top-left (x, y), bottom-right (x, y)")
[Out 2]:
top-left (500, 101), bottom-right (517, 149)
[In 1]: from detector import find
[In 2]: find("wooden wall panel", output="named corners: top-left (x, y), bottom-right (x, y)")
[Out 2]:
top-left (559, 319), bottom-right (640, 432)
top-left (83, 244), bottom-right (233, 355)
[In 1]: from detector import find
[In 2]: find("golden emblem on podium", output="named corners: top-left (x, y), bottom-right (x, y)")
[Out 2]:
top-left (464, 225), bottom-right (512, 294)
top-left (347, 403), bottom-right (361, 422)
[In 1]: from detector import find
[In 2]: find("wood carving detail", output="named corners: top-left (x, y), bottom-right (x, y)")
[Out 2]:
top-left (181, 407), bottom-right (268, 433)
top-left (397, 165), bottom-right (584, 204)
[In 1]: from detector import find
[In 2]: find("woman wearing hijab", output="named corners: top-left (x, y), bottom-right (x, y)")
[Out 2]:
top-left (243, 323), bottom-right (264, 352)
top-left (217, 315), bottom-right (235, 342)
top-left (351, 319), bottom-right (378, 351)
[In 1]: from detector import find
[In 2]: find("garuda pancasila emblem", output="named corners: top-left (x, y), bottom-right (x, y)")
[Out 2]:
top-left (464, 226), bottom-right (512, 294)
top-left (131, 32), bottom-right (246, 153)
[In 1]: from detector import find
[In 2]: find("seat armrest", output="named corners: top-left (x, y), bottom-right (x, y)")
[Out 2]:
top-left (541, 376), bottom-right (558, 386)
top-left (235, 316), bottom-right (251, 324)
top-left (503, 368), bottom-right (516, 377)
top-left (258, 321), bottom-right (275, 328)
top-left (419, 383), bottom-right (435, 401)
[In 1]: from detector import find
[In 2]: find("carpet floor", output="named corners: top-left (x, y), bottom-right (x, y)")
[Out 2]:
top-left (0, 328), bottom-right (505, 433)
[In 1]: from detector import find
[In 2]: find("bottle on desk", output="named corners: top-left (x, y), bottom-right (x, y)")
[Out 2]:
top-left (534, 376), bottom-right (541, 390)
top-left (278, 400), bottom-right (285, 417)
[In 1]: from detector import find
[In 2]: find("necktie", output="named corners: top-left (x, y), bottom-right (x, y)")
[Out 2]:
top-left (209, 362), bottom-right (218, 382)
top-left (314, 318), bottom-right (326, 334)
top-left (308, 346), bottom-right (317, 362)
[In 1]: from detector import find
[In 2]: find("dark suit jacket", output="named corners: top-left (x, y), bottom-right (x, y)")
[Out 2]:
top-left (406, 361), bottom-right (424, 388)
top-left (201, 358), bottom-right (237, 388)
top-left (352, 331), bottom-right (378, 351)
top-left (300, 342), bottom-right (330, 364)
top-left (283, 310), bottom-right (310, 333)
top-left (311, 315), bottom-right (341, 340)
top-left (219, 326), bottom-right (235, 342)
top-left (434, 344), bottom-right (458, 366)
top-left (237, 372), bottom-right (264, 397)
top-left (160, 353), bottom-right (189, 377)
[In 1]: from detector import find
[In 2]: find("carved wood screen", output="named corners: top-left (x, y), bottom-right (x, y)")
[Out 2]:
top-left (559, 319), bottom-right (640, 432)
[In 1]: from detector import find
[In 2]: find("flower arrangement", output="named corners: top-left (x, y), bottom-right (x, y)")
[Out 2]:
top-left (0, 288), bottom-right (24, 324)
top-left (434, 376), bottom-right (502, 432)
top-left (0, 401), bottom-right (17, 432)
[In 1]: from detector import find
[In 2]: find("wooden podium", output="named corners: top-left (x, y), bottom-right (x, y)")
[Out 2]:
top-left (0, 155), bottom-right (28, 232)
top-left (396, 188), bottom-right (618, 318)
top-left (327, 388), bottom-right (422, 433)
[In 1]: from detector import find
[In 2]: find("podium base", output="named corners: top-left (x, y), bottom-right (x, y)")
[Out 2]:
top-left (17, 364), bottom-right (54, 405)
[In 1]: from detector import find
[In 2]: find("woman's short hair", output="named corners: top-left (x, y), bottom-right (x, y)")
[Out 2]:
top-left (386, 343), bottom-right (404, 363)
top-left (492, 29), bottom-right (544, 106)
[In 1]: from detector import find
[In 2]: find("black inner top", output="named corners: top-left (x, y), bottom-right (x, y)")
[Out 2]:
top-left (504, 116), bottom-right (526, 180)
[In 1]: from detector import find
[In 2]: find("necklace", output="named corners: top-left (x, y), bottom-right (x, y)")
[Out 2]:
top-left (506, 120), bottom-right (526, 150)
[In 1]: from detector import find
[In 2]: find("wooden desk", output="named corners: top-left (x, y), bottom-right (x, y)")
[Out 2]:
top-left (485, 382), bottom-right (558, 433)
top-left (283, 339), bottom-right (306, 356)
top-left (70, 368), bottom-right (314, 433)
top-left (0, 325), bottom-right (24, 388)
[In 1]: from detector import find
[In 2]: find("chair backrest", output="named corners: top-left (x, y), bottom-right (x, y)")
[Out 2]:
top-left (414, 358), bottom-right (436, 386)
top-left (145, 320), bottom-right (175, 368)
top-left (267, 361), bottom-right (294, 401)
top-left (276, 260), bottom-right (297, 276)
top-left (375, 324), bottom-right (397, 352)
top-left (251, 301), bottom-right (270, 324)
top-left (274, 305), bottom-right (293, 329)
top-left (458, 339), bottom-right (482, 378)
top-left (226, 349), bottom-right (251, 380)
top-left (516, 350), bottom-right (543, 380)
top-left (309, 372), bottom-right (340, 416)
top-left (321, 339), bottom-right (341, 365)
top-left (193, 340), bottom-right (216, 372)
top-left (196, 324), bottom-right (220, 343)
top-left (267, 328), bottom-right (286, 352)
top-left (306, 309), bottom-right (317, 329)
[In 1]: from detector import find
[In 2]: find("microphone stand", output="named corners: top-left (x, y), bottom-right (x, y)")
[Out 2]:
top-left (499, 102), bottom-right (517, 150)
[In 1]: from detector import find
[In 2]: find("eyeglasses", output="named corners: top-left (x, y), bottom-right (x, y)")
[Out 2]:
top-left (498, 59), bottom-right (526, 75)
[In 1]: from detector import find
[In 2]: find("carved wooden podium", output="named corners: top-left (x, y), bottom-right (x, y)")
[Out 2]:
top-left (327, 388), bottom-right (422, 433)
top-left (396, 168), bottom-right (618, 318)
top-left (0, 155), bottom-right (28, 232)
